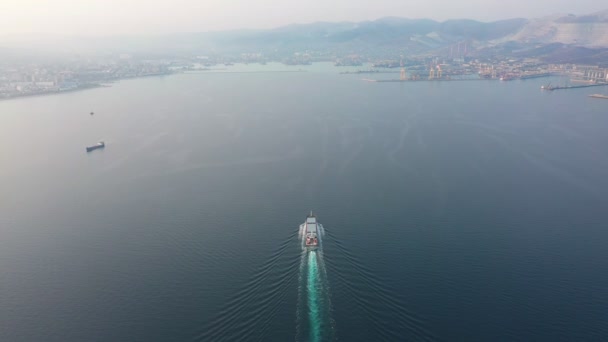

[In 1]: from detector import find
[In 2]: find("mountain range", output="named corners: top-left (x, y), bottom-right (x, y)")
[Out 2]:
top-left (216, 10), bottom-right (607, 50)
top-left (1, 10), bottom-right (607, 64)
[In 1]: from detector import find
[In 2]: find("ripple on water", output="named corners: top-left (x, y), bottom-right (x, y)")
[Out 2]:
top-left (195, 230), bottom-right (300, 341)
top-left (323, 229), bottom-right (436, 341)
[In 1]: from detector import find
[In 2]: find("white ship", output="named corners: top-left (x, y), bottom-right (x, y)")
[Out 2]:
top-left (299, 211), bottom-right (325, 250)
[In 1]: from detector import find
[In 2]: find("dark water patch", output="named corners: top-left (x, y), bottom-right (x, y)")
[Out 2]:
top-left (323, 229), bottom-right (436, 341)
top-left (2, 73), bottom-right (608, 340)
top-left (195, 230), bottom-right (300, 341)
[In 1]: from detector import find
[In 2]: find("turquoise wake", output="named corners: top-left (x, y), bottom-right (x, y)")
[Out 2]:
top-left (307, 251), bottom-right (322, 342)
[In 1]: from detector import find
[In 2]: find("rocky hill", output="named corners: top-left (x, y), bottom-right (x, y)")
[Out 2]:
top-left (507, 10), bottom-right (608, 47)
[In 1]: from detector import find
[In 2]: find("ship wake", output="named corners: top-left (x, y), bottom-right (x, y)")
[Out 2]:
top-left (296, 228), bottom-right (334, 341)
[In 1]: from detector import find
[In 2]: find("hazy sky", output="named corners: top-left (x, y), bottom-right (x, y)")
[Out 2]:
top-left (0, 0), bottom-right (605, 35)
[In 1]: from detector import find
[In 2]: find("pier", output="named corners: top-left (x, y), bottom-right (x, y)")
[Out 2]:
top-left (541, 83), bottom-right (608, 91)
top-left (589, 94), bottom-right (608, 99)
top-left (364, 77), bottom-right (493, 83)
top-left (339, 70), bottom-right (396, 74)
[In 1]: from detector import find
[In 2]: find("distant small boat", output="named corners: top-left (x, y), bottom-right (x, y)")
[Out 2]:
top-left (86, 141), bottom-right (105, 152)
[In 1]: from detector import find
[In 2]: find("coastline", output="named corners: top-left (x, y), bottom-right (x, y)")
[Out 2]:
top-left (0, 84), bottom-right (107, 101)
top-left (0, 72), bottom-right (175, 102)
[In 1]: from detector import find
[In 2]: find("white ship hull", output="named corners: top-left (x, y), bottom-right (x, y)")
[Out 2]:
top-left (300, 212), bottom-right (324, 250)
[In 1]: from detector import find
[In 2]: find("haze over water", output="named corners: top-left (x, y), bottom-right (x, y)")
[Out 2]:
top-left (1, 65), bottom-right (608, 341)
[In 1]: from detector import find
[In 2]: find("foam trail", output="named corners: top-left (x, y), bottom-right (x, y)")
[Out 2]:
top-left (295, 249), bottom-right (307, 340)
top-left (307, 250), bottom-right (322, 342)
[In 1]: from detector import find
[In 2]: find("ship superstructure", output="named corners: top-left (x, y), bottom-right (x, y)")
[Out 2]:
top-left (299, 211), bottom-right (325, 250)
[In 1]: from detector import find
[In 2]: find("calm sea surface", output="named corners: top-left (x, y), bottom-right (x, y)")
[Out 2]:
top-left (1, 64), bottom-right (608, 341)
